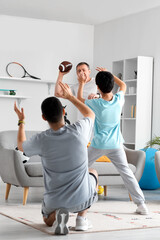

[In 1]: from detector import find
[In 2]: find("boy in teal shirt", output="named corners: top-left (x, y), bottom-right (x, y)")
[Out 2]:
top-left (77, 67), bottom-right (148, 215)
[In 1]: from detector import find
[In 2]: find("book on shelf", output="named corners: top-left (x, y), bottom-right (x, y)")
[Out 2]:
top-left (134, 105), bottom-right (136, 118)
top-left (131, 105), bottom-right (134, 118)
top-left (0, 89), bottom-right (16, 95)
top-left (131, 105), bottom-right (136, 118)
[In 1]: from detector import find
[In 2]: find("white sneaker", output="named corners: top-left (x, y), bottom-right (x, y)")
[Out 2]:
top-left (136, 203), bottom-right (149, 215)
top-left (75, 216), bottom-right (93, 231)
top-left (53, 208), bottom-right (69, 235)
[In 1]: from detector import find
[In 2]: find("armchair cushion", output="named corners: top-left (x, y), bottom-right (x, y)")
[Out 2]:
top-left (24, 162), bottom-right (43, 177)
top-left (92, 162), bottom-right (136, 175)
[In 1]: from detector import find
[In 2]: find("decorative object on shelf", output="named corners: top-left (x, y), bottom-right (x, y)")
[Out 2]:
top-left (59, 61), bottom-right (72, 73)
top-left (128, 86), bottom-right (136, 94)
top-left (0, 89), bottom-right (16, 95)
top-left (9, 90), bottom-right (16, 95)
top-left (6, 62), bottom-right (41, 80)
top-left (134, 71), bottom-right (137, 79)
top-left (117, 73), bottom-right (122, 79)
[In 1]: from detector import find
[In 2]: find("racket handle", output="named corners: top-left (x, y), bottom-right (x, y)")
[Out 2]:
top-left (30, 75), bottom-right (41, 80)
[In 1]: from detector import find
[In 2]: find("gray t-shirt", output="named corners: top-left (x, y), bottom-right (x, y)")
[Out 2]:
top-left (23, 117), bottom-right (94, 210)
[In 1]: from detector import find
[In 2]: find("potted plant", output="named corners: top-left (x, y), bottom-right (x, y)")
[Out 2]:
top-left (145, 136), bottom-right (160, 150)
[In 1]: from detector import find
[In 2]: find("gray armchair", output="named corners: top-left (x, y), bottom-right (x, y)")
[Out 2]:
top-left (0, 130), bottom-right (44, 205)
top-left (91, 146), bottom-right (145, 200)
top-left (155, 151), bottom-right (160, 183)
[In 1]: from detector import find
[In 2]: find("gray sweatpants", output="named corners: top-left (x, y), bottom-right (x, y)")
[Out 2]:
top-left (88, 146), bottom-right (145, 206)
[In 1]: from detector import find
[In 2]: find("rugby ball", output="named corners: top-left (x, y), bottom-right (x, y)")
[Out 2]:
top-left (59, 61), bottom-right (72, 72)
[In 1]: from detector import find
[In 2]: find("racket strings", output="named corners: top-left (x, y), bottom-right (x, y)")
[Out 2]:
top-left (6, 62), bottom-right (41, 80)
top-left (6, 63), bottom-right (25, 78)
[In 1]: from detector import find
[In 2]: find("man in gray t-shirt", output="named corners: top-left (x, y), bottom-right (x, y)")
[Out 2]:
top-left (14, 82), bottom-right (98, 235)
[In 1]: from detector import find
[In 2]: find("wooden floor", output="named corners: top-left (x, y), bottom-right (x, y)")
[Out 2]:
top-left (0, 178), bottom-right (160, 240)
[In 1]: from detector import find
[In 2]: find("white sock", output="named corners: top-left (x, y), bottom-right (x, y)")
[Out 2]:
top-left (137, 202), bottom-right (145, 207)
top-left (77, 216), bottom-right (86, 220)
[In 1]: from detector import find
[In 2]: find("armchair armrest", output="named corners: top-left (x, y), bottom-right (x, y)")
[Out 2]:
top-left (124, 146), bottom-right (145, 181)
top-left (0, 148), bottom-right (43, 187)
top-left (0, 148), bottom-right (21, 186)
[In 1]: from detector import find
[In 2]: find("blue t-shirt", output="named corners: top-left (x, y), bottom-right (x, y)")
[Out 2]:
top-left (85, 91), bottom-right (125, 149)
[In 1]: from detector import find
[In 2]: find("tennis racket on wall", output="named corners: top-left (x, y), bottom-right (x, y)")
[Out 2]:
top-left (6, 62), bottom-right (41, 80)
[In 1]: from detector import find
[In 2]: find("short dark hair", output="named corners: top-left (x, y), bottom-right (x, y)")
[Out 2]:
top-left (41, 97), bottom-right (63, 123)
top-left (76, 62), bottom-right (90, 70)
top-left (95, 71), bottom-right (114, 93)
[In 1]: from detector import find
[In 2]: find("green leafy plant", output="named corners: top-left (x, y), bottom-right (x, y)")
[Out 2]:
top-left (145, 136), bottom-right (160, 150)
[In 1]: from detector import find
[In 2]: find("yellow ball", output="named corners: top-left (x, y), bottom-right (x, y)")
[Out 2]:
top-left (98, 185), bottom-right (104, 195)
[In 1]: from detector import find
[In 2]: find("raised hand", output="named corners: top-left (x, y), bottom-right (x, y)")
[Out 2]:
top-left (59, 82), bottom-right (73, 99)
top-left (14, 101), bottom-right (25, 121)
top-left (78, 72), bottom-right (87, 85)
top-left (88, 93), bottom-right (100, 99)
top-left (96, 67), bottom-right (107, 72)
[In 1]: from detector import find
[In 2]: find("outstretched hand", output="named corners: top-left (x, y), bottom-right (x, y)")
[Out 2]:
top-left (96, 67), bottom-right (108, 72)
top-left (78, 72), bottom-right (87, 85)
top-left (88, 93), bottom-right (100, 99)
top-left (59, 82), bottom-right (73, 99)
top-left (14, 101), bottom-right (25, 121)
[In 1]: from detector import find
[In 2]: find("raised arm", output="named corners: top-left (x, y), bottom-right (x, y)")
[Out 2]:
top-left (59, 82), bottom-right (95, 120)
top-left (77, 72), bottom-right (87, 103)
top-left (77, 81), bottom-right (85, 103)
top-left (14, 102), bottom-right (26, 152)
top-left (54, 71), bottom-right (70, 97)
top-left (96, 67), bottom-right (126, 94)
top-left (113, 75), bottom-right (126, 94)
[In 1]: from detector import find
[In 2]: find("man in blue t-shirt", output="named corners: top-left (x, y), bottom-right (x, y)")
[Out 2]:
top-left (77, 67), bottom-right (148, 215)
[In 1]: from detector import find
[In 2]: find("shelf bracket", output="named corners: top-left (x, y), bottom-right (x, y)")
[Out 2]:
top-left (47, 83), bottom-right (52, 95)
top-left (17, 98), bottom-right (22, 108)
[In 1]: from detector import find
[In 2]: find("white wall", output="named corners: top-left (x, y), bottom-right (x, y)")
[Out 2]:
top-left (94, 6), bottom-right (160, 137)
top-left (0, 15), bottom-right (94, 131)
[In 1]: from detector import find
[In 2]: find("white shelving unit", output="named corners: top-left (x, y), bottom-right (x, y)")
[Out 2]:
top-left (112, 56), bottom-right (153, 150)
